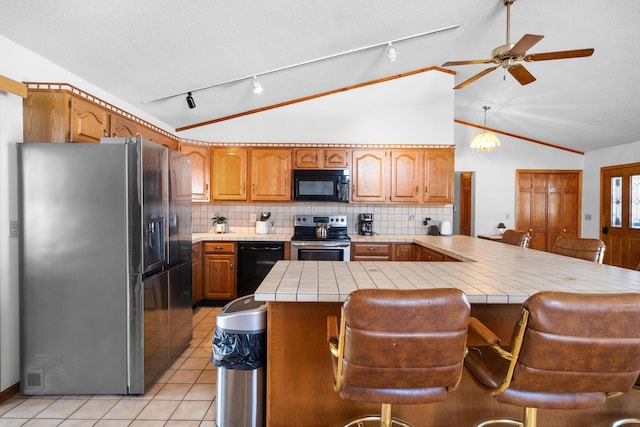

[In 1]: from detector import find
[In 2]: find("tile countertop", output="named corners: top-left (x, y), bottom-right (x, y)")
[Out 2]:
top-left (253, 235), bottom-right (640, 304)
top-left (192, 232), bottom-right (293, 242)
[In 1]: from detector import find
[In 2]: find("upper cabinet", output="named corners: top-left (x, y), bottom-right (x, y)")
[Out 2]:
top-left (211, 147), bottom-right (247, 201)
top-left (352, 147), bottom-right (454, 204)
top-left (23, 85), bottom-right (179, 149)
top-left (294, 148), bottom-right (349, 169)
top-left (423, 148), bottom-right (455, 204)
top-left (179, 143), bottom-right (210, 202)
top-left (351, 149), bottom-right (387, 202)
top-left (250, 148), bottom-right (292, 201)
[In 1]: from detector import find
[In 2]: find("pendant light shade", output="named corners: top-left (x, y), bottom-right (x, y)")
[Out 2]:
top-left (471, 106), bottom-right (500, 152)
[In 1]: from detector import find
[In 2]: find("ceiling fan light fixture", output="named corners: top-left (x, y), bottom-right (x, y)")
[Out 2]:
top-left (252, 75), bottom-right (263, 94)
top-left (386, 42), bottom-right (399, 62)
top-left (471, 106), bottom-right (500, 152)
top-left (186, 92), bottom-right (196, 109)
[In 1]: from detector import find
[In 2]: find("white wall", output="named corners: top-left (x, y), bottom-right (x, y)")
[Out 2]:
top-left (454, 122), bottom-right (585, 236)
top-left (583, 141), bottom-right (640, 238)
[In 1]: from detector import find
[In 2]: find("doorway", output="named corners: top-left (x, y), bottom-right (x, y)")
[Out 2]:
top-left (454, 171), bottom-right (474, 236)
top-left (600, 162), bottom-right (640, 269)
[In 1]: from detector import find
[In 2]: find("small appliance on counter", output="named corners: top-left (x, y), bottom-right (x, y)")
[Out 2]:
top-left (429, 224), bottom-right (440, 236)
top-left (358, 213), bottom-right (373, 236)
top-left (440, 220), bottom-right (453, 236)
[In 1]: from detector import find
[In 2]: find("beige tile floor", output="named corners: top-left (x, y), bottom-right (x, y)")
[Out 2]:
top-left (0, 306), bottom-right (222, 427)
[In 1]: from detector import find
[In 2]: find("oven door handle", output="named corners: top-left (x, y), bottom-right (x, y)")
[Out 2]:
top-left (291, 241), bottom-right (351, 248)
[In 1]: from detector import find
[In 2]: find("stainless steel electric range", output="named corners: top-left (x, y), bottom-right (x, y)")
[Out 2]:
top-left (290, 214), bottom-right (351, 261)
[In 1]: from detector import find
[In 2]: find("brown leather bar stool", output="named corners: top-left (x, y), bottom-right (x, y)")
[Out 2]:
top-left (327, 288), bottom-right (470, 427)
top-left (551, 235), bottom-right (606, 263)
top-left (465, 291), bottom-right (640, 427)
top-left (500, 230), bottom-right (531, 248)
top-left (611, 375), bottom-right (640, 426)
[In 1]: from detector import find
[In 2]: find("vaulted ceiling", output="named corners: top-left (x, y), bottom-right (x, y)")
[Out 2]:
top-left (2, 0), bottom-right (639, 153)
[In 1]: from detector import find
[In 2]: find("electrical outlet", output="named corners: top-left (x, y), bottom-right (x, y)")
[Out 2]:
top-left (9, 220), bottom-right (18, 238)
top-left (250, 213), bottom-right (257, 222)
top-left (409, 215), bottom-right (415, 221)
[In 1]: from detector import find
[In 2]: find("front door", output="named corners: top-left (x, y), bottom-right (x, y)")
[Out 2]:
top-left (601, 162), bottom-right (640, 269)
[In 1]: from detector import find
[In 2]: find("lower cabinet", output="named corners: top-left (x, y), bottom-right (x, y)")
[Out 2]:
top-left (351, 242), bottom-right (391, 261)
top-left (191, 243), bottom-right (202, 306)
top-left (393, 243), bottom-right (414, 261)
top-left (203, 242), bottom-right (237, 300)
top-left (413, 244), bottom-right (459, 262)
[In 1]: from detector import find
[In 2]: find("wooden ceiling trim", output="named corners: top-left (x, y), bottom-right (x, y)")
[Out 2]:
top-left (454, 118), bottom-right (585, 155)
top-left (0, 74), bottom-right (27, 98)
top-left (176, 66), bottom-right (455, 132)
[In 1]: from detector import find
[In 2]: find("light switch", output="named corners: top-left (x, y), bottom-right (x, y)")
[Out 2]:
top-left (10, 220), bottom-right (18, 238)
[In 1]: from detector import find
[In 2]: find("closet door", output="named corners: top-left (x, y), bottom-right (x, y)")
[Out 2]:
top-left (516, 170), bottom-right (581, 252)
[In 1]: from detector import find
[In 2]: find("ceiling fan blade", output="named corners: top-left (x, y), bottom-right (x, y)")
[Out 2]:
top-left (510, 34), bottom-right (544, 56)
top-left (525, 48), bottom-right (595, 62)
top-left (442, 59), bottom-right (492, 67)
top-left (453, 66), bottom-right (499, 89)
top-left (508, 64), bottom-right (536, 85)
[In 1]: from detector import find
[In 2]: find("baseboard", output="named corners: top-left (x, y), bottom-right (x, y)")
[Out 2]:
top-left (0, 382), bottom-right (19, 404)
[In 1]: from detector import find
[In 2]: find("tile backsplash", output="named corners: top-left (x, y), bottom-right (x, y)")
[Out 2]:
top-left (192, 202), bottom-right (453, 236)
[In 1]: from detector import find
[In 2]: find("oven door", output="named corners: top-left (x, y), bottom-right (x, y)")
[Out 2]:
top-left (290, 241), bottom-right (351, 261)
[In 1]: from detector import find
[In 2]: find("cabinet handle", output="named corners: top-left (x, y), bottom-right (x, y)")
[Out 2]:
top-left (529, 228), bottom-right (533, 233)
top-left (369, 247), bottom-right (376, 252)
top-left (562, 228), bottom-right (567, 233)
top-left (205, 184), bottom-right (209, 191)
top-left (415, 186), bottom-right (418, 195)
top-left (252, 183), bottom-right (255, 194)
top-left (425, 186), bottom-right (429, 194)
top-left (215, 246), bottom-right (223, 250)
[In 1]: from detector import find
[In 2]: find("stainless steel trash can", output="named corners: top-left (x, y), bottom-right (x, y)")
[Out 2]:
top-left (212, 294), bottom-right (267, 427)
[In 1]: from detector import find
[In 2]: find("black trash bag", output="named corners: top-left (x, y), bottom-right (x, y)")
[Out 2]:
top-left (212, 327), bottom-right (266, 370)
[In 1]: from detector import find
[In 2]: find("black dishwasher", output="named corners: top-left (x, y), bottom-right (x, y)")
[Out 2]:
top-left (237, 241), bottom-right (285, 297)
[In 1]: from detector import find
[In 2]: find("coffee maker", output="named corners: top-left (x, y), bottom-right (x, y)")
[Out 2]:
top-left (358, 213), bottom-right (373, 236)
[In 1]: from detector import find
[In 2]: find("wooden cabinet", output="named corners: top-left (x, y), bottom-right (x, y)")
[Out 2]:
top-left (211, 147), bottom-right (247, 201)
top-left (23, 85), bottom-right (180, 150)
top-left (516, 170), bottom-right (581, 252)
top-left (392, 243), bottom-right (414, 261)
top-left (413, 244), bottom-right (458, 262)
top-left (352, 148), bottom-right (454, 204)
top-left (294, 148), bottom-right (349, 169)
top-left (351, 149), bottom-right (387, 202)
top-left (390, 150), bottom-right (421, 203)
top-left (423, 148), bottom-right (455, 203)
top-left (250, 148), bottom-right (292, 201)
top-left (351, 242), bottom-right (391, 261)
top-left (191, 243), bottom-right (202, 306)
top-left (203, 242), bottom-right (237, 300)
top-left (179, 143), bottom-right (210, 202)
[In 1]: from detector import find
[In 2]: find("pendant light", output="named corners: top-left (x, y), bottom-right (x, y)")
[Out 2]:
top-left (470, 106), bottom-right (500, 152)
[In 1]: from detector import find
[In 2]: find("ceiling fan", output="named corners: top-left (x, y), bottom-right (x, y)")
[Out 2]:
top-left (442, 0), bottom-right (594, 89)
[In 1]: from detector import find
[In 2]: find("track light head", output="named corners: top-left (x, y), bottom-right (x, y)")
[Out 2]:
top-left (386, 42), bottom-right (399, 62)
top-left (186, 92), bottom-right (196, 109)
top-left (252, 76), bottom-right (263, 94)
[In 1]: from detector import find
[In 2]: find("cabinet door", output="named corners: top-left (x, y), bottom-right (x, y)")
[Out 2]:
top-left (212, 147), bottom-right (247, 200)
top-left (419, 246), bottom-right (445, 262)
top-left (110, 115), bottom-right (139, 138)
top-left (323, 149), bottom-right (349, 169)
top-left (393, 243), bottom-right (414, 261)
top-left (179, 143), bottom-right (210, 202)
top-left (294, 148), bottom-right (320, 168)
top-left (71, 96), bottom-right (110, 142)
top-left (352, 150), bottom-right (386, 202)
top-left (424, 149), bottom-right (454, 203)
top-left (250, 148), bottom-right (292, 201)
top-left (517, 172), bottom-right (548, 251)
top-left (390, 150), bottom-right (421, 203)
top-left (203, 254), bottom-right (236, 300)
top-left (547, 172), bottom-right (580, 248)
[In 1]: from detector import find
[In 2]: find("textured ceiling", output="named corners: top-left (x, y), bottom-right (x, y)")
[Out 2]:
top-left (2, 0), bottom-right (639, 152)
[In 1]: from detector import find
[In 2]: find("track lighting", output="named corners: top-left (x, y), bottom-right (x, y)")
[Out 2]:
top-left (386, 42), bottom-right (399, 62)
top-left (186, 92), bottom-right (196, 109)
top-left (252, 76), bottom-right (263, 94)
top-left (144, 24), bottom-right (460, 104)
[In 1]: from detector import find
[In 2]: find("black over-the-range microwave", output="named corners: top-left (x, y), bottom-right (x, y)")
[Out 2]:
top-left (293, 169), bottom-right (350, 203)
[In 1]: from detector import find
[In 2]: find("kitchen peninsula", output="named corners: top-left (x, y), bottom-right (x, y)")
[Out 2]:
top-left (254, 235), bottom-right (640, 427)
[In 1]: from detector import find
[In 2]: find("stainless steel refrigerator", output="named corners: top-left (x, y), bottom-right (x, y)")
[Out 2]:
top-left (18, 137), bottom-right (192, 395)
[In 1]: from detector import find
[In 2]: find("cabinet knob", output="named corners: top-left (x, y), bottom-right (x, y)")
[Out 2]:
top-left (425, 186), bottom-right (429, 194)
top-left (562, 228), bottom-right (567, 233)
top-left (369, 247), bottom-right (375, 252)
top-left (230, 263), bottom-right (233, 269)
top-left (215, 246), bottom-right (223, 250)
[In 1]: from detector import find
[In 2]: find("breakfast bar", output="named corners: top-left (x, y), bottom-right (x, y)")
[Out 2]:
top-left (254, 235), bottom-right (640, 427)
